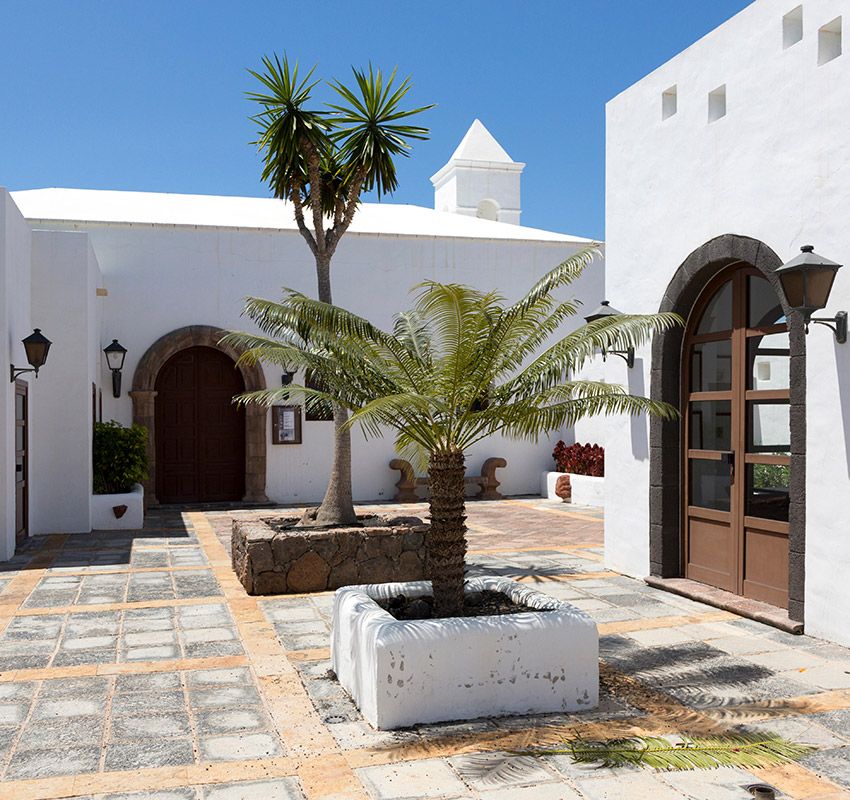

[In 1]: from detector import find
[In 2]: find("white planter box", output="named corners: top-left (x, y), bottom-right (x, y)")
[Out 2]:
top-left (331, 576), bottom-right (598, 730)
top-left (541, 471), bottom-right (605, 507)
top-left (91, 483), bottom-right (144, 530)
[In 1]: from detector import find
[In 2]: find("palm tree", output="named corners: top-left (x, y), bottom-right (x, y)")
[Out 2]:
top-left (224, 248), bottom-right (681, 616)
top-left (247, 54), bottom-right (433, 525)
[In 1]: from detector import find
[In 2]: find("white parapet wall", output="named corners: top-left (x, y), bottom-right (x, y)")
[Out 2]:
top-left (331, 576), bottom-right (599, 730)
top-left (91, 484), bottom-right (144, 530)
top-left (541, 472), bottom-right (605, 507)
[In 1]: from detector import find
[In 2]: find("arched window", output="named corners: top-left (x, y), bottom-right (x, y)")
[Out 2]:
top-left (476, 199), bottom-right (500, 221)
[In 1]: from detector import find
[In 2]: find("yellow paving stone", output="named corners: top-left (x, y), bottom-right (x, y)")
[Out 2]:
top-left (289, 648), bottom-right (332, 663)
top-left (598, 609), bottom-right (734, 636)
top-left (298, 754), bottom-right (370, 800)
top-left (752, 763), bottom-right (849, 799)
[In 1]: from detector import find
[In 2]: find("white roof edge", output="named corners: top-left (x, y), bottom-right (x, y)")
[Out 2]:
top-left (11, 188), bottom-right (598, 245)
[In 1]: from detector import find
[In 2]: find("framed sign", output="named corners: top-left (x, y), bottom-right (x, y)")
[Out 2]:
top-left (272, 405), bottom-right (302, 445)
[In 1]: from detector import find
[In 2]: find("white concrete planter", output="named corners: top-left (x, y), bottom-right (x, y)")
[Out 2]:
top-left (91, 483), bottom-right (144, 530)
top-left (331, 576), bottom-right (598, 730)
top-left (541, 471), bottom-right (605, 507)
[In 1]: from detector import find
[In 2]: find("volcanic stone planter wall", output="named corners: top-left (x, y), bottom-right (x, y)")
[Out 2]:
top-left (232, 518), bottom-right (429, 595)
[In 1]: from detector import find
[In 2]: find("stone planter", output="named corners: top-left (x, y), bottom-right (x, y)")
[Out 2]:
top-left (232, 516), bottom-right (429, 595)
top-left (541, 471), bottom-right (604, 507)
top-left (90, 483), bottom-right (144, 530)
top-left (332, 576), bottom-right (598, 729)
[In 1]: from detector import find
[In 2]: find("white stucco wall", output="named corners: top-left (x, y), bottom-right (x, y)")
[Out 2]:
top-left (605, 0), bottom-right (850, 644)
top-left (29, 230), bottom-right (103, 534)
top-left (0, 190), bottom-right (32, 561)
top-left (18, 220), bottom-right (603, 505)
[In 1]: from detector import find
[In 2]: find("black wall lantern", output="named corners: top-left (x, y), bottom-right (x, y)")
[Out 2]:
top-left (583, 301), bottom-right (635, 368)
top-left (10, 329), bottom-right (52, 382)
top-left (775, 245), bottom-right (846, 343)
top-left (103, 339), bottom-right (128, 397)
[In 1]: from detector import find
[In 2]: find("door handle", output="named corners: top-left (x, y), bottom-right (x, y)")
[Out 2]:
top-left (15, 464), bottom-right (23, 473)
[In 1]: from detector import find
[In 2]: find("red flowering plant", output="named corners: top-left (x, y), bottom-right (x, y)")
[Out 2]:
top-left (552, 441), bottom-right (604, 477)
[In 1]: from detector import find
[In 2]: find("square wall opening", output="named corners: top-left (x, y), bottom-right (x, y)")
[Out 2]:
top-left (662, 85), bottom-right (678, 120)
top-left (708, 85), bottom-right (727, 122)
top-left (819, 17), bottom-right (842, 64)
top-left (783, 6), bottom-right (803, 49)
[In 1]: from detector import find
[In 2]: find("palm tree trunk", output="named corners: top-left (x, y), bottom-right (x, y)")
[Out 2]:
top-left (428, 450), bottom-right (467, 616)
top-left (313, 252), bottom-right (358, 526)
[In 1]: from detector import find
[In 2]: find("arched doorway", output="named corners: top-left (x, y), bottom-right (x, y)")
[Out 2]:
top-left (649, 235), bottom-right (806, 622)
top-left (155, 346), bottom-right (246, 504)
top-left (682, 265), bottom-right (791, 607)
top-left (130, 325), bottom-right (268, 506)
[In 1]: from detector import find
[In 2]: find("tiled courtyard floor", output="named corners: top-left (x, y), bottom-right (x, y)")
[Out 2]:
top-left (0, 499), bottom-right (847, 799)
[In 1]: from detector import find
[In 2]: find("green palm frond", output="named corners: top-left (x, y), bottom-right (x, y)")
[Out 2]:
top-left (226, 253), bottom-right (682, 457)
top-left (522, 733), bottom-right (815, 771)
top-left (328, 64), bottom-right (435, 197)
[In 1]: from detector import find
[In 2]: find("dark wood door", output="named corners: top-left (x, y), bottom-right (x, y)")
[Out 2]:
top-left (14, 381), bottom-right (28, 545)
top-left (683, 267), bottom-right (791, 608)
top-left (155, 346), bottom-right (246, 504)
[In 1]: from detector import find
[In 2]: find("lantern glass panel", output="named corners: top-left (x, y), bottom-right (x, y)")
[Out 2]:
top-left (806, 268), bottom-right (838, 311)
top-left (778, 270), bottom-right (806, 310)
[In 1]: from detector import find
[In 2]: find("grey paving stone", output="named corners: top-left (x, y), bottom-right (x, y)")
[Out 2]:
top-left (189, 686), bottom-right (262, 709)
top-left (116, 672), bottom-right (182, 694)
top-left (202, 778), bottom-right (306, 800)
top-left (357, 758), bottom-right (470, 799)
top-left (122, 644), bottom-right (180, 661)
top-left (199, 732), bottom-right (284, 761)
top-left (18, 715), bottom-right (104, 751)
top-left (182, 627), bottom-right (236, 644)
top-left (123, 630), bottom-right (177, 648)
top-left (808, 709), bottom-right (850, 739)
top-left (448, 751), bottom-right (557, 790)
top-left (111, 711), bottom-right (191, 740)
top-left (32, 697), bottom-right (105, 719)
top-left (195, 707), bottom-right (270, 736)
top-left (0, 682), bottom-right (36, 702)
top-left (3, 615), bottom-right (64, 639)
top-left (37, 676), bottom-right (109, 699)
top-left (104, 737), bottom-right (195, 771)
top-left (183, 642), bottom-right (243, 659)
top-left (5, 745), bottom-right (101, 778)
top-left (186, 668), bottom-right (251, 687)
top-left (101, 791), bottom-right (197, 800)
top-left (111, 689), bottom-right (186, 716)
top-left (801, 746), bottom-right (850, 789)
top-left (0, 702), bottom-right (28, 726)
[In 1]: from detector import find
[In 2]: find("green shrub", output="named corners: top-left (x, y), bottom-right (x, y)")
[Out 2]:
top-left (93, 421), bottom-right (149, 494)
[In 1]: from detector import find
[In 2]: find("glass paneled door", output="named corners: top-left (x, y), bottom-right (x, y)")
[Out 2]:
top-left (684, 267), bottom-right (790, 608)
top-left (15, 381), bottom-right (28, 546)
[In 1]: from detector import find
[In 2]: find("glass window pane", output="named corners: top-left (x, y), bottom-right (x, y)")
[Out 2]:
top-left (748, 401), bottom-right (790, 453)
top-left (748, 332), bottom-right (790, 390)
top-left (690, 400), bottom-right (732, 450)
top-left (748, 275), bottom-right (786, 327)
top-left (690, 459), bottom-right (731, 511)
top-left (697, 281), bottom-right (733, 333)
top-left (746, 463), bottom-right (790, 521)
top-left (691, 339), bottom-right (732, 392)
top-left (15, 393), bottom-right (24, 419)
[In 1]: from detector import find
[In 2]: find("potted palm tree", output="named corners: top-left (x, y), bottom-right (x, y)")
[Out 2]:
top-left (225, 247), bottom-right (680, 728)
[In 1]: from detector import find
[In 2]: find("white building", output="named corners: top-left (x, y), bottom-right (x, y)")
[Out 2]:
top-left (0, 121), bottom-right (604, 561)
top-left (605, 0), bottom-right (850, 646)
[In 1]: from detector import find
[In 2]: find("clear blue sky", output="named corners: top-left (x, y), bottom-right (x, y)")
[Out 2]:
top-left (0, 1), bottom-right (751, 240)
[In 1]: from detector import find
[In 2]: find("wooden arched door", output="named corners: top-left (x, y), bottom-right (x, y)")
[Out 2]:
top-left (155, 346), bottom-right (246, 504)
top-left (683, 266), bottom-right (791, 608)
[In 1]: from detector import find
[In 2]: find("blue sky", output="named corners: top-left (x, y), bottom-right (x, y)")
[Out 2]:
top-left (0, 1), bottom-right (750, 240)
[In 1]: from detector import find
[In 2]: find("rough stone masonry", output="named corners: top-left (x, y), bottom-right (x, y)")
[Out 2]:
top-left (232, 517), bottom-right (429, 595)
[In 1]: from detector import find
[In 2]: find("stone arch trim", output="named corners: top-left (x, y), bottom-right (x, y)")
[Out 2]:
top-left (649, 234), bottom-right (806, 622)
top-left (130, 325), bottom-right (268, 506)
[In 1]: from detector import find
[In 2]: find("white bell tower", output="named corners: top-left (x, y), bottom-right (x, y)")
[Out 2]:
top-left (430, 119), bottom-right (524, 225)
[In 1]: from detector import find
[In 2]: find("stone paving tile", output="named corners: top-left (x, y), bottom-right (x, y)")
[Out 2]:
top-left (801, 746), bottom-right (850, 789)
top-left (357, 757), bottom-right (471, 799)
top-left (447, 751), bottom-right (559, 790)
top-left (0, 604), bottom-right (242, 668)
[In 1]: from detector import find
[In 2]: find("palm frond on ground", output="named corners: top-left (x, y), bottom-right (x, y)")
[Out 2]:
top-left (521, 732), bottom-right (815, 771)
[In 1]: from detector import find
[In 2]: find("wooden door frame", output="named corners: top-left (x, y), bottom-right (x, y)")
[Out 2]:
top-left (131, 325), bottom-right (269, 507)
top-left (14, 380), bottom-right (28, 545)
top-left (648, 234), bottom-right (807, 622)
top-left (681, 265), bottom-right (791, 601)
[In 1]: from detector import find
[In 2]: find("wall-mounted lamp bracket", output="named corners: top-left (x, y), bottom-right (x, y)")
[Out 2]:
top-left (809, 310), bottom-right (848, 343)
top-left (602, 347), bottom-right (635, 369)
